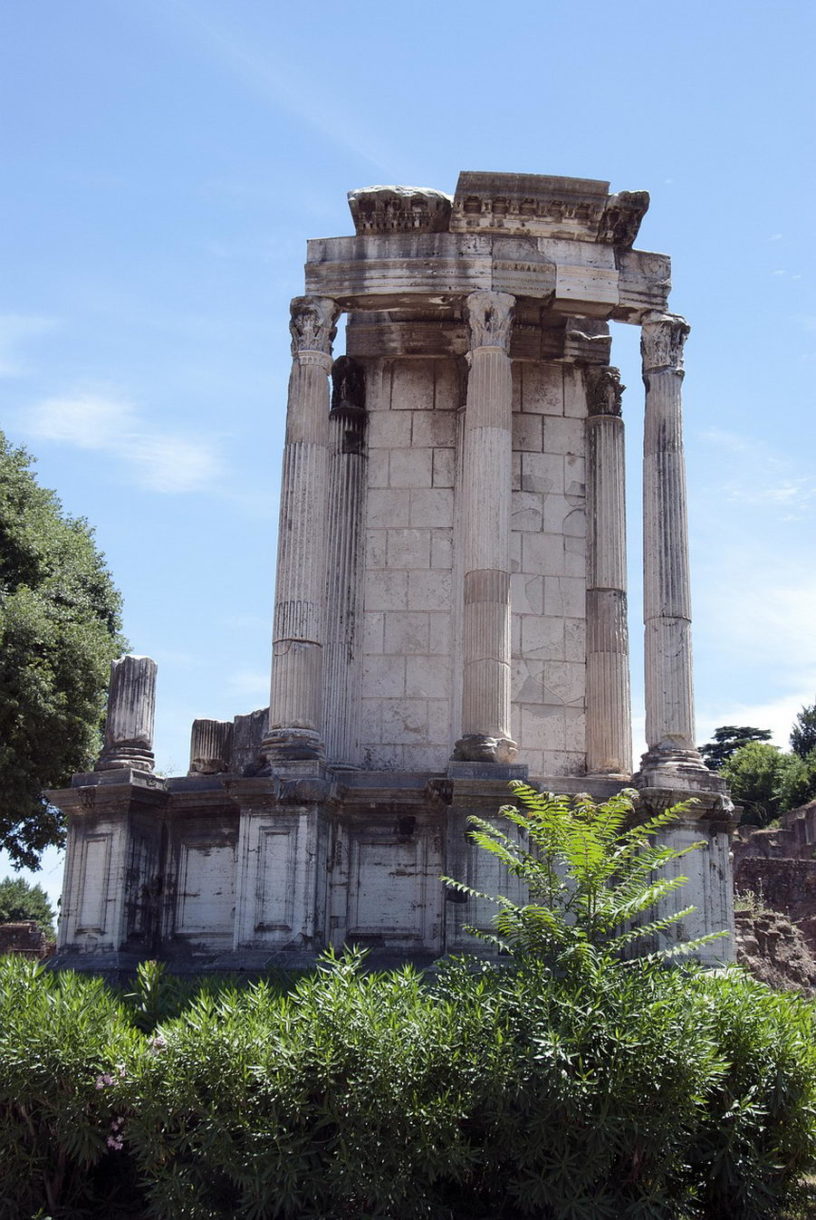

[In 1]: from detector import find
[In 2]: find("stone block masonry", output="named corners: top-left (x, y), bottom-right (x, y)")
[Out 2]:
top-left (52, 171), bottom-right (736, 972)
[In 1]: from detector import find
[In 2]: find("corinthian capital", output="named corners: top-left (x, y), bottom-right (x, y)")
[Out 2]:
top-left (289, 296), bottom-right (340, 358)
top-left (465, 291), bottom-right (515, 352)
top-left (640, 312), bottom-right (690, 374)
top-left (585, 366), bottom-right (624, 417)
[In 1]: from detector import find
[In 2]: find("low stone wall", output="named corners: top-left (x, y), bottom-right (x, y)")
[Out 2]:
top-left (0, 921), bottom-right (49, 958)
top-left (735, 909), bottom-right (816, 992)
top-left (733, 800), bottom-right (816, 864)
top-left (733, 857), bottom-right (816, 959)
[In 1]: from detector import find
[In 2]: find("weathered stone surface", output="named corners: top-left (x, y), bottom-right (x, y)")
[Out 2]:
top-left (189, 719), bottom-right (232, 775)
top-left (348, 185), bottom-right (452, 235)
top-left (0, 922), bottom-right (48, 957)
top-left (230, 708), bottom-right (268, 775)
top-left (96, 655), bottom-right (157, 773)
top-left (263, 296), bottom-right (340, 765)
top-left (585, 366), bottom-right (631, 776)
top-left (450, 172), bottom-right (647, 246)
top-left (454, 292), bottom-right (516, 764)
top-left (735, 910), bottom-right (816, 993)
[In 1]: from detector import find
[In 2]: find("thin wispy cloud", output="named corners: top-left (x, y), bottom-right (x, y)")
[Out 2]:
top-left (144, 0), bottom-right (399, 178)
top-left (699, 428), bottom-right (816, 519)
top-left (24, 393), bottom-right (223, 494)
top-left (0, 314), bottom-right (58, 377)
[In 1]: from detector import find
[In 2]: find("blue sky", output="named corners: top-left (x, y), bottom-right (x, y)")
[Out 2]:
top-left (1, 1), bottom-right (814, 908)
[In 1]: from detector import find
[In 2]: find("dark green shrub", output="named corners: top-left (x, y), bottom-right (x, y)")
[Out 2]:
top-left (689, 969), bottom-right (816, 1220)
top-left (119, 950), bottom-right (482, 1219)
top-left (432, 954), bottom-right (721, 1219)
top-left (1, 951), bottom-right (815, 1219)
top-left (0, 955), bottom-right (142, 1219)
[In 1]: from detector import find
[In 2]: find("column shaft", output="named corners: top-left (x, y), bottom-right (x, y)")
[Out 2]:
top-left (96, 654), bottom-right (157, 772)
top-left (641, 313), bottom-right (698, 762)
top-left (263, 297), bottom-right (338, 763)
top-left (585, 367), bottom-right (632, 775)
top-left (323, 357), bottom-right (367, 765)
top-left (454, 292), bottom-right (516, 763)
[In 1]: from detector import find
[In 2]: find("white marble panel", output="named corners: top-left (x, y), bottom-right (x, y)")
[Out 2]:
top-left (384, 612), bottom-right (430, 655)
top-left (363, 655), bottom-right (406, 697)
top-left (521, 451), bottom-right (564, 494)
top-left (367, 488), bottom-right (411, 528)
top-left (512, 413), bottom-right (543, 452)
top-left (544, 576), bottom-right (586, 618)
top-left (406, 654), bottom-right (451, 698)
top-left (412, 411), bottom-right (457, 448)
top-left (407, 569), bottom-right (452, 611)
top-left (511, 491), bottom-right (543, 532)
top-left (77, 835), bottom-right (111, 932)
top-left (255, 828), bottom-right (296, 931)
top-left (365, 569), bottom-right (408, 611)
top-left (348, 838), bottom-right (425, 936)
top-left (390, 448), bottom-right (433, 488)
top-left (410, 488), bottom-right (454, 528)
top-left (367, 411), bottom-right (412, 449)
top-left (521, 532), bottom-right (565, 577)
top-left (386, 528), bottom-right (431, 569)
top-left (432, 448), bottom-right (455, 488)
top-left (362, 611), bottom-right (385, 654)
top-left (177, 843), bottom-right (235, 935)
top-left (520, 363), bottom-right (564, 415)
top-left (381, 698), bottom-right (429, 743)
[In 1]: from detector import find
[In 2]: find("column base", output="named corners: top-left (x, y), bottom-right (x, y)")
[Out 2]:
top-left (635, 744), bottom-right (727, 798)
top-left (587, 768), bottom-right (634, 783)
top-left (95, 746), bottom-right (155, 772)
top-left (259, 729), bottom-right (324, 766)
top-left (452, 733), bottom-right (518, 764)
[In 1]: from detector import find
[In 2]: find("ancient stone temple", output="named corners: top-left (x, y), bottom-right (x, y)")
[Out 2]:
top-left (52, 171), bottom-right (735, 971)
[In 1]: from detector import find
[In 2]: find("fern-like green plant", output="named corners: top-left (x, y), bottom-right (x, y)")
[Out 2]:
top-left (443, 783), bottom-right (727, 968)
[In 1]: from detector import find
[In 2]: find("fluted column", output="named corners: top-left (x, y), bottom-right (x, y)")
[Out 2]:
top-left (585, 367), bottom-right (632, 776)
top-left (640, 312), bottom-right (704, 770)
top-left (95, 655), bottom-right (157, 772)
top-left (189, 719), bottom-right (233, 775)
top-left (453, 291), bottom-right (516, 764)
top-left (262, 296), bottom-right (340, 764)
top-left (323, 357), bottom-right (367, 765)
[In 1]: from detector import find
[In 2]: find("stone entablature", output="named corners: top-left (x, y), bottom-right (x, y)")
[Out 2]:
top-left (53, 170), bottom-right (736, 973)
top-left (305, 234), bottom-right (670, 322)
top-left (450, 172), bottom-right (649, 246)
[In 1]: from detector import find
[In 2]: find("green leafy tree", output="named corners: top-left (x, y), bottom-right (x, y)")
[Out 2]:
top-left (699, 725), bottom-right (771, 771)
top-left (442, 783), bottom-right (725, 968)
top-left (791, 701), bottom-right (816, 760)
top-left (0, 434), bottom-right (125, 868)
top-left (777, 749), bottom-right (816, 812)
top-left (721, 741), bottom-right (788, 827)
top-left (0, 876), bottom-right (55, 935)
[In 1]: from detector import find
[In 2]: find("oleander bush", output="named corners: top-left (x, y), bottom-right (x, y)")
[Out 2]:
top-left (0, 957), bottom-right (142, 1219)
top-left (1, 786), bottom-right (815, 1218)
top-left (2, 952), bottom-right (815, 1219)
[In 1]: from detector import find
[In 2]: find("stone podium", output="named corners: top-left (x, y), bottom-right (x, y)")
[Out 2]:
top-left (52, 171), bottom-right (735, 972)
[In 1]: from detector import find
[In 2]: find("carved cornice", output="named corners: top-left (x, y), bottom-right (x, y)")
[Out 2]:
top-left (450, 172), bottom-right (649, 246)
top-left (465, 291), bottom-right (515, 352)
top-left (289, 296), bottom-right (340, 358)
top-left (597, 191), bottom-right (650, 247)
top-left (347, 185), bottom-right (452, 235)
top-left (585, 366), bottom-right (624, 416)
top-left (641, 312), bottom-right (690, 374)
